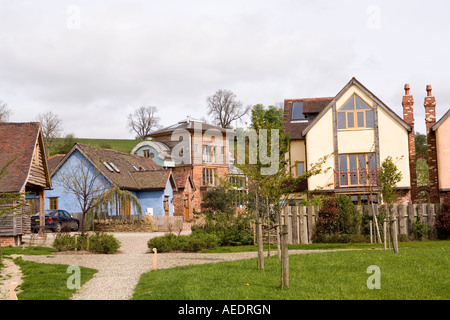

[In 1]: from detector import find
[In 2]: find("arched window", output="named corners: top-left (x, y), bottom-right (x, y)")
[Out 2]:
top-left (337, 94), bottom-right (374, 129)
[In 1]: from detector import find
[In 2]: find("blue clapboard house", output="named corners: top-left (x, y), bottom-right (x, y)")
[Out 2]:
top-left (46, 143), bottom-right (177, 218)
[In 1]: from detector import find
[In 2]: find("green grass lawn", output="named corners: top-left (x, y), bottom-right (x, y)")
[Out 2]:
top-left (13, 257), bottom-right (97, 300)
top-left (132, 241), bottom-right (450, 300)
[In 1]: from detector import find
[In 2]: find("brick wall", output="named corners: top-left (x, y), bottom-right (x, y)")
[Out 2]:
top-left (402, 84), bottom-right (417, 203)
top-left (424, 85), bottom-right (440, 203)
top-left (0, 236), bottom-right (20, 246)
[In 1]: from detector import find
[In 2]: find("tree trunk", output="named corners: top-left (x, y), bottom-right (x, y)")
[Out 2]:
top-left (280, 224), bottom-right (289, 289)
top-left (256, 193), bottom-right (264, 270)
top-left (276, 208), bottom-right (281, 259)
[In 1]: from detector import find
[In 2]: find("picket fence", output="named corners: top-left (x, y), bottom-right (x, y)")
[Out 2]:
top-left (279, 203), bottom-right (442, 244)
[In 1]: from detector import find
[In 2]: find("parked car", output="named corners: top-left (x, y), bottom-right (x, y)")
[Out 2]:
top-left (31, 210), bottom-right (79, 233)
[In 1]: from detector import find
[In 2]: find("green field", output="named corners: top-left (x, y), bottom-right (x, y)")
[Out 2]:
top-left (51, 137), bottom-right (144, 155)
top-left (132, 241), bottom-right (450, 300)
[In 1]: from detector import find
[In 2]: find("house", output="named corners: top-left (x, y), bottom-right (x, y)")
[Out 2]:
top-left (432, 108), bottom-right (450, 202)
top-left (46, 143), bottom-right (177, 219)
top-left (284, 77), bottom-right (413, 205)
top-left (0, 122), bottom-right (52, 245)
top-left (131, 116), bottom-right (232, 218)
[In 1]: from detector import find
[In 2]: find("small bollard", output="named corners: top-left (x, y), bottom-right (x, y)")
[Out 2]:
top-left (152, 248), bottom-right (158, 270)
top-left (10, 282), bottom-right (18, 300)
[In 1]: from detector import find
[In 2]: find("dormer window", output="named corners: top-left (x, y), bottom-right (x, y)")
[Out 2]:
top-left (337, 94), bottom-right (374, 129)
top-left (291, 102), bottom-right (306, 121)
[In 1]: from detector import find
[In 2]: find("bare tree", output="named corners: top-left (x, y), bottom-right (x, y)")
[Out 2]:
top-left (206, 89), bottom-right (250, 128)
top-left (0, 101), bottom-right (11, 122)
top-left (128, 106), bottom-right (161, 139)
top-left (56, 157), bottom-right (109, 235)
top-left (36, 111), bottom-right (63, 155)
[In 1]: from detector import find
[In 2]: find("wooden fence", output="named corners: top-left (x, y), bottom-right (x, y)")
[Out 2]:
top-left (152, 216), bottom-right (184, 232)
top-left (280, 203), bottom-right (442, 244)
top-left (0, 204), bottom-right (31, 236)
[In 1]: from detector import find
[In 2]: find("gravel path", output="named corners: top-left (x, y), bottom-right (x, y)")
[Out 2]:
top-left (16, 232), bottom-right (353, 300)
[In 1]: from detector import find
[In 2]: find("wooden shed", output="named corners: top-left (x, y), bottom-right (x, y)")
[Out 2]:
top-left (0, 122), bottom-right (51, 245)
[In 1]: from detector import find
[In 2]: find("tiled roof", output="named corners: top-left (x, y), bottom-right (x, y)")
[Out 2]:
top-left (283, 98), bottom-right (333, 140)
top-left (172, 170), bottom-right (195, 190)
top-left (147, 117), bottom-right (229, 138)
top-left (56, 144), bottom-right (176, 191)
top-left (0, 122), bottom-right (42, 193)
top-left (47, 154), bottom-right (65, 174)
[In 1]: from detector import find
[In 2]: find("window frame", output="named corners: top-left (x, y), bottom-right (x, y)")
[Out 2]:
top-left (338, 153), bottom-right (377, 187)
top-left (49, 197), bottom-right (58, 210)
top-left (337, 94), bottom-right (374, 130)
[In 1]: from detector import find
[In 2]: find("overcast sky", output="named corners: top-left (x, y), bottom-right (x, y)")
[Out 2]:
top-left (0, 0), bottom-right (449, 138)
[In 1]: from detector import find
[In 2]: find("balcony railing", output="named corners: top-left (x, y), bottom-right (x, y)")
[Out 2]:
top-left (335, 169), bottom-right (378, 187)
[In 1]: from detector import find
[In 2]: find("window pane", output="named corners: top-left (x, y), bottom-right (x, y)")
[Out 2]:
top-left (347, 112), bottom-right (354, 128)
top-left (292, 102), bottom-right (305, 120)
top-left (340, 96), bottom-right (355, 111)
top-left (297, 162), bottom-right (304, 176)
top-left (358, 154), bottom-right (367, 184)
top-left (365, 110), bottom-right (374, 128)
top-left (355, 95), bottom-right (371, 110)
top-left (349, 154), bottom-right (357, 185)
top-left (357, 112), bottom-right (365, 127)
top-left (337, 112), bottom-right (346, 129)
top-left (339, 155), bottom-right (348, 170)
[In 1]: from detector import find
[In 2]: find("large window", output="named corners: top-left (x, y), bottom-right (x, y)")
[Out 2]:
top-left (202, 145), bottom-right (216, 163)
top-left (202, 168), bottom-right (217, 186)
top-left (338, 153), bottom-right (376, 187)
top-left (337, 94), bottom-right (374, 129)
top-left (49, 197), bottom-right (58, 210)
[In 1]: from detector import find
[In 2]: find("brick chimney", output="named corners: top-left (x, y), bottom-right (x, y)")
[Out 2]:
top-left (424, 85), bottom-right (440, 203)
top-left (402, 84), bottom-right (417, 203)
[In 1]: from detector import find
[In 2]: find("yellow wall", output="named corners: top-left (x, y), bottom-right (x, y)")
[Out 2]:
top-left (377, 107), bottom-right (411, 188)
top-left (436, 117), bottom-right (450, 189)
top-left (289, 140), bottom-right (306, 175)
top-left (304, 83), bottom-right (410, 191)
top-left (305, 108), bottom-right (335, 190)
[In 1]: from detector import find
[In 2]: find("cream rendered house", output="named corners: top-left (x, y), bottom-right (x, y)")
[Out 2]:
top-left (284, 78), bottom-right (412, 205)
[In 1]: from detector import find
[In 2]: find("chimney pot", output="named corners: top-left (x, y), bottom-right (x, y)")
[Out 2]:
top-left (426, 85), bottom-right (432, 96)
top-left (404, 84), bottom-right (410, 95)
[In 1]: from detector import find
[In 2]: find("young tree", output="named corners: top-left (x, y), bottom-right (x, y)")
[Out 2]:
top-left (127, 106), bottom-right (161, 139)
top-left (378, 156), bottom-right (403, 253)
top-left (36, 111), bottom-right (63, 155)
top-left (206, 89), bottom-right (250, 129)
top-left (56, 157), bottom-right (109, 235)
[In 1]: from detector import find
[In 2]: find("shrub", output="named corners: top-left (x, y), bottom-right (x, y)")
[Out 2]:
top-left (192, 211), bottom-right (253, 246)
top-left (397, 234), bottom-right (409, 242)
top-left (316, 234), bottom-right (367, 244)
top-left (147, 232), bottom-right (220, 253)
top-left (435, 194), bottom-right (450, 239)
top-left (88, 232), bottom-right (121, 254)
top-left (53, 233), bottom-right (77, 251)
top-left (413, 217), bottom-right (430, 240)
top-left (52, 232), bottom-right (121, 254)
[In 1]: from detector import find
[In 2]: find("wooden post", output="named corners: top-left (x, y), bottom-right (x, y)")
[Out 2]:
top-left (383, 219), bottom-right (387, 250)
top-left (369, 221), bottom-right (373, 244)
top-left (307, 206), bottom-right (313, 244)
top-left (292, 206), bottom-right (299, 244)
top-left (152, 248), bottom-right (158, 270)
top-left (86, 234), bottom-right (90, 251)
top-left (280, 225), bottom-right (289, 289)
top-left (74, 235), bottom-right (78, 252)
top-left (372, 203), bottom-right (382, 243)
top-left (391, 208), bottom-right (399, 254)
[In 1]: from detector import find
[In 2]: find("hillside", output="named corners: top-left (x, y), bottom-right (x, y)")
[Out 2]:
top-left (50, 138), bottom-right (145, 156)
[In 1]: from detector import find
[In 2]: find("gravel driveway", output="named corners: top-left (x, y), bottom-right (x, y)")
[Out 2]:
top-left (18, 232), bottom-right (351, 300)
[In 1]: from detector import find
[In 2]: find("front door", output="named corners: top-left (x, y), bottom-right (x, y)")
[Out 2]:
top-left (184, 194), bottom-right (190, 220)
top-left (164, 196), bottom-right (169, 216)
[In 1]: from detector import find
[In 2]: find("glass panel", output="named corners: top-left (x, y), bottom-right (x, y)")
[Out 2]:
top-left (358, 154), bottom-right (367, 185)
top-left (347, 112), bottom-right (355, 128)
top-left (339, 155), bottom-right (348, 186)
top-left (339, 155), bottom-right (348, 170)
top-left (365, 110), bottom-right (374, 128)
top-left (357, 112), bottom-right (365, 127)
top-left (355, 95), bottom-right (371, 110)
top-left (337, 112), bottom-right (346, 129)
top-left (349, 154), bottom-right (357, 185)
top-left (340, 96), bottom-right (355, 111)
top-left (292, 102), bottom-right (305, 120)
top-left (297, 162), bottom-right (304, 176)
